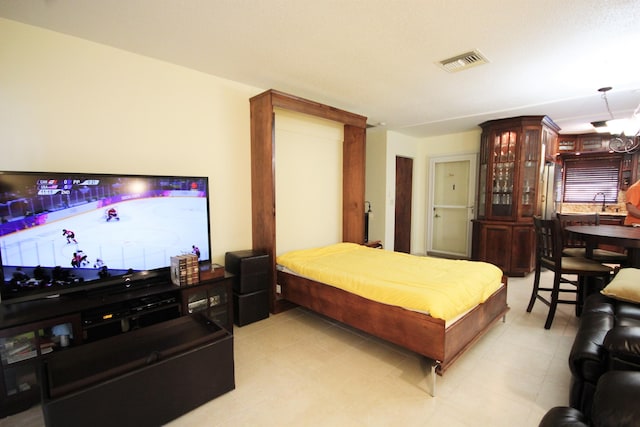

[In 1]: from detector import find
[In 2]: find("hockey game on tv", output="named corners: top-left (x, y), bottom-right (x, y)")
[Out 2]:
top-left (0, 171), bottom-right (211, 303)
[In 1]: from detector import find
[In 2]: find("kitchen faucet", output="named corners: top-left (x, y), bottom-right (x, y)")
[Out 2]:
top-left (593, 192), bottom-right (606, 212)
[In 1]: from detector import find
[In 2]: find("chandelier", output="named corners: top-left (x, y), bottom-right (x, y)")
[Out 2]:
top-left (593, 87), bottom-right (640, 153)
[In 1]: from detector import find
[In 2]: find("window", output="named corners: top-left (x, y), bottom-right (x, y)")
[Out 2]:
top-left (563, 156), bottom-right (621, 203)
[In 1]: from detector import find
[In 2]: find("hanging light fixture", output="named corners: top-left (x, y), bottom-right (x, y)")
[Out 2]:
top-left (592, 87), bottom-right (640, 153)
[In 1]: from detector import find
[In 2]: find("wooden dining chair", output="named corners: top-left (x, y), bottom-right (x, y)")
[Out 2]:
top-left (527, 216), bottom-right (614, 329)
top-left (557, 213), bottom-right (628, 266)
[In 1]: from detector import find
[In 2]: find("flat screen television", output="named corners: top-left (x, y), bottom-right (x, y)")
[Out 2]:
top-left (0, 171), bottom-right (211, 304)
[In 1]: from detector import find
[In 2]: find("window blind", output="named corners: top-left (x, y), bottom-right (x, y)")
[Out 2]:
top-left (563, 157), bottom-right (621, 203)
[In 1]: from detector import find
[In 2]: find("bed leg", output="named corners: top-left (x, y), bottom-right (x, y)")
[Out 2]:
top-left (502, 313), bottom-right (507, 323)
top-left (426, 359), bottom-right (440, 397)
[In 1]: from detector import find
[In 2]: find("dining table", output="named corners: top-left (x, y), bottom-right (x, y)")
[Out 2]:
top-left (565, 224), bottom-right (640, 268)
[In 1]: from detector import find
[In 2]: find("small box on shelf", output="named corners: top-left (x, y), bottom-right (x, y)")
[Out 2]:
top-left (170, 254), bottom-right (200, 286)
top-left (39, 339), bottom-right (55, 355)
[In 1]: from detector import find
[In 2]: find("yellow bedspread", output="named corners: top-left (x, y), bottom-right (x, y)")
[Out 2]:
top-left (276, 243), bottom-right (503, 321)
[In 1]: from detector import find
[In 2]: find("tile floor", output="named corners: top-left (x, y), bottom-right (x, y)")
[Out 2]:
top-left (1, 270), bottom-right (579, 427)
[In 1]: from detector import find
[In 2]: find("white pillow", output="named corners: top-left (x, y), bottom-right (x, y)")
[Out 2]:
top-left (601, 268), bottom-right (640, 303)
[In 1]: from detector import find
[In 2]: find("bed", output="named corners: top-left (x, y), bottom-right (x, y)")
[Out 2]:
top-left (275, 243), bottom-right (509, 390)
top-left (250, 91), bottom-right (508, 394)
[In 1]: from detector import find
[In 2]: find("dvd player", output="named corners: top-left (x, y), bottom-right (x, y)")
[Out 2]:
top-left (82, 293), bottom-right (177, 326)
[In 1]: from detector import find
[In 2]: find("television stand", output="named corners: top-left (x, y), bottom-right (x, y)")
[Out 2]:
top-left (0, 275), bottom-right (234, 418)
top-left (42, 313), bottom-right (234, 427)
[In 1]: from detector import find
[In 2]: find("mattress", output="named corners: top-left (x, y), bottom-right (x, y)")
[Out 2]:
top-left (276, 243), bottom-right (503, 322)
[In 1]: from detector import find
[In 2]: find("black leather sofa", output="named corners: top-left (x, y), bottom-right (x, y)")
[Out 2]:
top-left (539, 371), bottom-right (640, 427)
top-left (568, 292), bottom-right (640, 417)
top-left (540, 279), bottom-right (640, 426)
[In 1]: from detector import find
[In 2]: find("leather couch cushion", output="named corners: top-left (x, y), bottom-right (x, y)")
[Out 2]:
top-left (615, 301), bottom-right (640, 325)
top-left (604, 326), bottom-right (640, 370)
top-left (580, 293), bottom-right (615, 317)
top-left (591, 371), bottom-right (640, 427)
top-left (538, 406), bottom-right (587, 427)
top-left (541, 372), bottom-right (640, 427)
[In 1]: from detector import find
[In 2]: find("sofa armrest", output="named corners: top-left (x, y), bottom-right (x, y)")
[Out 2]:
top-left (568, 310), bottom-right (614, 381)
top-left (538, 407), bottom-right (587, 427)
top-left (603, 326), bottom-right (640, 370)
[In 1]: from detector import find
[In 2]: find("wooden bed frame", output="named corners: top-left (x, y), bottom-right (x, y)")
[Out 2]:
top-left (277, 270), bottom-right (509, 376)
top-left (250, 90), bottom-right (510, 393)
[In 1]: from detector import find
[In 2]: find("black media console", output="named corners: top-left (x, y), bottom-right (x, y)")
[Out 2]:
top-left (41, 314), bottom-right (234, 427)
top-left (0, 274), bottom-right (234, 420)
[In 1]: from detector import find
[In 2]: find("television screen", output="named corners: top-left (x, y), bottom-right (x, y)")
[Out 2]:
top-left (0, 171), bottom-right (211, 303)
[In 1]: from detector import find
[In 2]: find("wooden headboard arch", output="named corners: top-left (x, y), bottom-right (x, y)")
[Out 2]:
top-left (249, 89), bottom-right (368, 313)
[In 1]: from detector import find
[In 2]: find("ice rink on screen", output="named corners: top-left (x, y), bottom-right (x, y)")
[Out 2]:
top-left (0, 197), bottom-right (209, 272)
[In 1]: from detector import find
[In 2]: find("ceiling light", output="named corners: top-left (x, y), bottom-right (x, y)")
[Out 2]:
top-left (592, 87), bottom-right (640, 153)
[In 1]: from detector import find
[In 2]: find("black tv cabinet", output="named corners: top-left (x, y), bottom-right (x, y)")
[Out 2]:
top-left (0, 275), bottom-right (234, 419)
top-left (41, 314), bottom-right (234, 427)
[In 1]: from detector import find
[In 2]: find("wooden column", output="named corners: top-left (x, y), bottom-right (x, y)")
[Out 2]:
top-left (343, 124), bottom-right (366, 243)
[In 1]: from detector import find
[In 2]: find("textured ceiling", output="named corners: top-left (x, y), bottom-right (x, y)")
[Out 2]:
top-left (1, 0), bottom-right (640, 137)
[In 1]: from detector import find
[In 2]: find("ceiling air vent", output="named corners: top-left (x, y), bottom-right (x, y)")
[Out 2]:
top-left (438, 50), bottom-right (489, 73)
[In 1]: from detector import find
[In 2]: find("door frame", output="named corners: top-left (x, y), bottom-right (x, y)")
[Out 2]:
top-left (427, 153), bottom-right (478, 258)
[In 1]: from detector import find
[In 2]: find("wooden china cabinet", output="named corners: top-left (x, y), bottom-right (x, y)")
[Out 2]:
top-left (472, 116), bottom-right (560, 276)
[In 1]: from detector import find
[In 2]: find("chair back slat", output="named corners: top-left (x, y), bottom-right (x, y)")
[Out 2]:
top-left (534, 216), bottom-right (563, 264)
top-left (557, 213), bottom-right (599, 249)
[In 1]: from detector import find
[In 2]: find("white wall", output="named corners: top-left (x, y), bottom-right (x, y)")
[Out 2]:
top-left (366, 128), bottom-right (482, 255)
top-left (420, 130), bottom-right (481, 158)
top-left (364, 128), bottom-right (387, 245)
top-left (365, 129), bottom-right (422, 253)
top-left (0, 18), bottom-right (261, 264)
top-left (385, 131), bottom-right (421, 253)
top-left (1, 18), bottom-right (485, 264)
top-left (274, 109), bottom-right (343, 255)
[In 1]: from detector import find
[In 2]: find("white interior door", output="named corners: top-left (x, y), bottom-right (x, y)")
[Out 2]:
top-left (428, 154), bottom-right (477, 258)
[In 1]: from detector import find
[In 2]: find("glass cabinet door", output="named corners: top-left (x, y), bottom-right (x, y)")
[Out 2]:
top-left (0, 332), bottom-right (37, 366)
top-left (490, 130), bottom-right (517, 218)
top-left (2, 363), bottom-right (38, 398)
top-left (181, 282), bottom-right (230, 331)
top-left (521, 128), bottom-right (541, 218)
top-left (0, 317), bottom-right (79, 416)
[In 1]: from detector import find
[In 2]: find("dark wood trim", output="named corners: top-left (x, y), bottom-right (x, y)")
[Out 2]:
top-left (343, 124), bottom-right (366, 243)
top-left (256, 89), bottom-right (368, 128)
top-left (250, 92), bottom-right (277, 311)
top-left (249, 89), bottom-right (367, 313)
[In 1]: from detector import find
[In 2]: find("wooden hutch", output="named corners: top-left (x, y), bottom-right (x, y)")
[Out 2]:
top-left (472, 116), bottom-right (560, 276)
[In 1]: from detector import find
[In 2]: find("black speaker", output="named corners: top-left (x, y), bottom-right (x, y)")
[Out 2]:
top-left (224, 250), bottom-right (269, 293)
top-left (225, 250), bottom-right (269, 326)
top-left (233, 289), bottom-right (269, 326)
